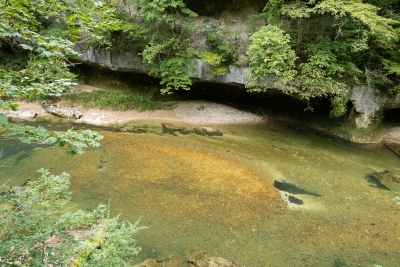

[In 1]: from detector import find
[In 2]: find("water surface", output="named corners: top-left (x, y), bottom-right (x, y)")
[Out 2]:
top-left (1, 120), bottom-right (399, 266)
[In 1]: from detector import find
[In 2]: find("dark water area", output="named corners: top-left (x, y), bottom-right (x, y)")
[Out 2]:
top-left (1, 120), bottom-right (400, 267)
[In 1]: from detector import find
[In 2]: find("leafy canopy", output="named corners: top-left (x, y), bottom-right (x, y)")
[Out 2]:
top-left (0, 0), bottom-right (122, 151)
top-left (132, 0), bottom-right (198, 94)
top-left (246, 0), bottom-right (400, 118)
top-left (246, 25), bottom-right (297, 92)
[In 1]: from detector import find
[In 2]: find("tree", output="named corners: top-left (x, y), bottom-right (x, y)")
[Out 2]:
top-left (0, 0), bottom-right (122, 151)
top-left (0, 1), bottom-right (147, 266)
top-left (247, 0), bottom-right (400, 117)
top-left (246, 25), bottom-right (297, 93)
top-left (0, 169), bottom-right (146, 267)
top-left (132, 0), bottom-right (198, 94)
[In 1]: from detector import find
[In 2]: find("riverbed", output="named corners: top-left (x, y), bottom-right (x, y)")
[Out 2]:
top-left (1, 120), bottom-right (399, 266)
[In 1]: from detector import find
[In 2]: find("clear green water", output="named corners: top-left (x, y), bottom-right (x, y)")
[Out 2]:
top-left (1, 120), bottom-right (400, 267)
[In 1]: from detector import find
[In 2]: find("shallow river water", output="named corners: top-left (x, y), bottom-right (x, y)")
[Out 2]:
top-left (1, 120), bottom-right (400, 267)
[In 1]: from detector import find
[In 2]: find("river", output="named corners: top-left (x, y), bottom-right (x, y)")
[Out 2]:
top-left (1, 119), bottom-right (399, 267)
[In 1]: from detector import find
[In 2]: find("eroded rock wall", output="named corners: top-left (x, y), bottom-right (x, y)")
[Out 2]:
top-left (76, 1), bottom-right (400, 130)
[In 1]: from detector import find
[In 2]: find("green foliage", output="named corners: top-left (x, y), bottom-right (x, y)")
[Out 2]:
top-left (248, 0), bottom-right (400, 117)
top-left (103, 7), bottom-right (141, 54)
top-left (199, 52), bottom-right (223, 66)
top-left (0, 0), bottom-right (123, 151)
top-left (6, 126), bottom-right (103, 156)
top-left (198, 29), bottom-right (238, 76)
top-left (0, 0), bottom-right (122, 101)
top-left (263, 0), bottom-right (284, 24)
top-left (0, 114), bottom-right (9, 128)
top-left (246, 25), bottom-right (297, 92)
top-left (298, 38), bottom-right (348, 99)
top-left (132, 0), bottom-right (198, 94)
top-left (132, 0), bottom-right (197, 28)
top-left (329, 95), bottom-right (348, 118)
top-left (205, 29), bottom-right (237, 64)
top-left (0, 169), bottom-right (146, 267)
top-left (158, 53), bottom-right (196, 94)
top-left (73, 212), bottom-right (145, 267)
top-left (314, 0), bottom-right (398, 43)
top-left (63, 89), bottom-right (163, 112)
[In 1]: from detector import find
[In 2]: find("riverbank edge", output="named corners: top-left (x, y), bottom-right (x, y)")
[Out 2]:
top-left (3, 85), bottom-right (400, 153)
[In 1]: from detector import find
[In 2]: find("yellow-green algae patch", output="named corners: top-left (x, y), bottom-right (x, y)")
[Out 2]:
top-left (3, 124), bottom-right (400, 266)
top-left (84, 132), bottom-right (281, 225)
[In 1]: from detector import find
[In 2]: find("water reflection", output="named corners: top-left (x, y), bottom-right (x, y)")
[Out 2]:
top-left (1, 120), bottom-right (399, 266)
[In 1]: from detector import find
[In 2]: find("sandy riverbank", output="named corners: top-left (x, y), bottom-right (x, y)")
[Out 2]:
top-left (4, 85), bottom-right (264, 126)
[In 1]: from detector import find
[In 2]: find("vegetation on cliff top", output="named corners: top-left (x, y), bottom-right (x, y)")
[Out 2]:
top-left (247, 0), bottom-right (400, 117)
top-left (121, 0), bottom-right (400, 118)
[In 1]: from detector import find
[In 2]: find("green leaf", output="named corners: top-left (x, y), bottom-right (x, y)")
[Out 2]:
top-left (19, 43), bottom-right (33, 50)
top-left (19, 137), bottom-right (31, 144)
top-left (0, 113), bottom-right (9, 128)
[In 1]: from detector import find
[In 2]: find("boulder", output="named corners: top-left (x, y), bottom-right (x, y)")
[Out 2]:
top-left (133, 256), bottom-right (184, 267)
top-left (162, 123), bottom-right (193, 135)
top-left (382, 126), bottom-right (400, 156)
top-left (162, 123), bottom-right (183, 134)
top-left (370, 170), bottom-right (400, 192)
top-left (40, 101), bottom-right (83, 119)
top-left (186, 250), bottom-right (247, 267)
top-left (193, 127), bottom-right (206, 136)
top-left (2, 110), bottom-right (37, 119)
top-left (194, 127), bottom-right (223, 136)
top-left (134, 259), bottom-right (158, 267)
top-left (349, 85), bottom-right (389, 129)
top-left (202, 127), bottom-right (223, 136)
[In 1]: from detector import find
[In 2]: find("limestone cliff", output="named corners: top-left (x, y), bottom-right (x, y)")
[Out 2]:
top-left (76, 0), bottom-right (400, 129)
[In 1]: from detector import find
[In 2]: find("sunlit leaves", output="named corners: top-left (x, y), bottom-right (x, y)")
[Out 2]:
top-left (7, 126), bottom-right (103, 156)
top-left (0, 113), bottom-right (9, 128)
top-left (133, 0), bottom-right (197, 30)
top-left (0, 0), bottom-right (122, 104)
top-left (246, 25), bottom-right (297, 92)
top-left (133, 0), bottom-right (198, 94)
top-left (315, 0), bottom-right (399, 43)
top-left (299, 39), bottom-right (347, 96)
top-left (251, 0), bottom-right (400, 117)
top-left (0, 169), bottom-right (145, 266)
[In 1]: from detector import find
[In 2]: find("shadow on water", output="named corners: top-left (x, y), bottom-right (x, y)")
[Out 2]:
top-left (365, 173), bottom-right (391, 190)
top-left (273, 180), bottom-right (322, 197)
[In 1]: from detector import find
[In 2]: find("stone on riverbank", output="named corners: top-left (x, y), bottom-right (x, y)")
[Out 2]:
top-left (163, 123), bottom-right (223, 136)
top-left (133, 250), bottom-right (247, 267)
top-left (40, 100), bottom-right (83, 119)
top-left (382, 126), bottom-right (400, 156)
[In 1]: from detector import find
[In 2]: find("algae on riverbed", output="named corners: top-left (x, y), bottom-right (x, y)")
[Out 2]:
top-left (1, 122), bottom-right (400, 266)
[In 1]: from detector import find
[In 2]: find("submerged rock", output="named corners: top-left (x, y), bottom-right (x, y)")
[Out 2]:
top-left (193, 127), bottom-right (223, 136)
top-left (134, 251), bottom-right (248, 267)
top-left (186, 250), bottom-right (248, 267)
top-left (163, 123), bottom-right (223, 137)
top-left (193, 127), bottom-right (206, 136)
top-left (162, 123), bottom-right (183, 134)
top-left (162, 123), bottom-right (193, 135)
top-left (133, 258), bottom-right (157, 267)
top-left (369, 170), bottom-right (400, 192)
top-left (202, 127), bottom-right (223, 136)
top-left (133, 256), bottom-right (184, 267)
